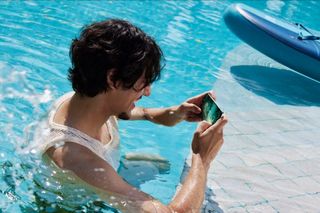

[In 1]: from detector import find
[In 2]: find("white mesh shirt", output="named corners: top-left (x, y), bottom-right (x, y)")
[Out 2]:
top-left (39, 91), bottom-right (121, 171)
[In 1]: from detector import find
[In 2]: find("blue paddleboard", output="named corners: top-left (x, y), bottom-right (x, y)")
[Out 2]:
top-left (224, 4), bottom-right (320, 81)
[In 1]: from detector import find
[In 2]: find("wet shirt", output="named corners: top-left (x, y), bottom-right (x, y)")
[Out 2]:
top-left (39, 91), bottom-right (121, 171)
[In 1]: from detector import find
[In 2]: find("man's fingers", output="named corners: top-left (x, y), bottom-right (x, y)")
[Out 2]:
top-left (209, 90), bottom-right (217, 100)
top-left (184, 103), bottom-right (201, 114)
top-left (187, 91), bottom-right (210, 105)
top-left (191, 104), bottom-right (201, 114)
top-left (195, 121), bottom-right (211, 134)
top-left (190, 91), bottom-right (208, 100)
top-left (214, 114), bottom-right (228, 133)
top-left (186, 111), bottom-right (202, 122)
top-left (205, 114), bottom-right (228, 133)
top-left (186, 116), bottom-right (202, 122)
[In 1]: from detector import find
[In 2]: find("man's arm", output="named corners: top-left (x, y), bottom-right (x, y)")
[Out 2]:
top-left (45, 143), bottom-right (208, 212)
top-left (44, 116), bottom-right (227, 212)
top-left (129, 106), bottom-right (183, 126)
top-left (128, 92), bottom-right (214, 126)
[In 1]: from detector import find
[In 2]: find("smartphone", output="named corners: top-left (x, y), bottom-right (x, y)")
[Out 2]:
top-left (201, 93), bottom-right (223, 124)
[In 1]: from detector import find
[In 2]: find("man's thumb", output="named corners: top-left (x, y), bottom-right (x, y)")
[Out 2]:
top-left (196, 121), bottom-right (211, 134)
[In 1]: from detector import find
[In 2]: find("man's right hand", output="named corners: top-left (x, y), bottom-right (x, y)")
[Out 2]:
top-left (191, 115), bottom-right (228, 171)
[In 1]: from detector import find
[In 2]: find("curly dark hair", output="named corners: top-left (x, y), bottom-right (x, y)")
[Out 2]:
top-left (68, 19), bottom-right (164, 97)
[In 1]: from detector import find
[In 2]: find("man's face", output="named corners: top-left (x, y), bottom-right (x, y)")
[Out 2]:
top-left (117, 75), bottom-right (151, 119)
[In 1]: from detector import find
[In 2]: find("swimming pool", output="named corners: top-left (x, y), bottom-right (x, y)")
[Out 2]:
top-left (0, 0), bottom-right (319, 212)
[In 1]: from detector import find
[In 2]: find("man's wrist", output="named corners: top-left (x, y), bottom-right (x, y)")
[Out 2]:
top-left (168, 105), bottom-right (183, 121)
top-left (142, 108), bottom-right (152, 121)
top-left (191, 153), bottom-right (210, 173)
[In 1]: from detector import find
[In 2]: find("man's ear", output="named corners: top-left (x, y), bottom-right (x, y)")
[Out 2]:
top-left (106, 69), bottom-right (121, 89)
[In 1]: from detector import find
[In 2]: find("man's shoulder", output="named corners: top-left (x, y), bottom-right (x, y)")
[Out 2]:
top-left (44, 141), bottom-right (99, 169)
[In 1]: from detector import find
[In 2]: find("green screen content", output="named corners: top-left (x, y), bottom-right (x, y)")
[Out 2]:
top-left (202, 94), bottom-right (223, 124)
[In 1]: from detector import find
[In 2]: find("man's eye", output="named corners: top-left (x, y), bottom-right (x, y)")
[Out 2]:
top-left (138, 84), bottom-right (147, 90)
top-left (133, 85), bottom-right (144, 92)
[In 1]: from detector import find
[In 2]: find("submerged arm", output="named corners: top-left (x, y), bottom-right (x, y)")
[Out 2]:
top-left (44, 136), bottom-right (224, 213)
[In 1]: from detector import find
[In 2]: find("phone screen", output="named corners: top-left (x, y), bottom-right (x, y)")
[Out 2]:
top-left (201, 93), bottom-right (223, 124)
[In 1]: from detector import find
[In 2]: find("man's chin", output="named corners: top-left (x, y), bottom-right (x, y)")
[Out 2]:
top-left (118, 112), bottom-right (131, 120)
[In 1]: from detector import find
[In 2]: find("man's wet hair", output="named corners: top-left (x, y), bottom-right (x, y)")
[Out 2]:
top-left (68, 19), bottom-right (163, 97)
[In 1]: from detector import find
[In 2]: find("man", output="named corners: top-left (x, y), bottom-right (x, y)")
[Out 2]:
top-left (41, 19), bottom-right (227, 212)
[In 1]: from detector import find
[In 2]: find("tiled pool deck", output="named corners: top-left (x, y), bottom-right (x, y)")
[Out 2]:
top-left (181, 45), bottom-right (320, 212)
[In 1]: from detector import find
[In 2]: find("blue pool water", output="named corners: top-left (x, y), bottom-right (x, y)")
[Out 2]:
top-left (0, 0), bottom-right (319, 212)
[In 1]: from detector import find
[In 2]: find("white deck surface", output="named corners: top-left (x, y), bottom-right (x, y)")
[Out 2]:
top-left (181, 45), bottom-right (320, 212)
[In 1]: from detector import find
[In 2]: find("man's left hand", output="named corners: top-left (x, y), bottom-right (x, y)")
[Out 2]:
top-left (175, 91), bottom-right (216, 122)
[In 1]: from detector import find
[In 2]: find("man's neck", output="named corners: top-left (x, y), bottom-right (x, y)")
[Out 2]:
top-left (66, 92), bottom-right (113, 139)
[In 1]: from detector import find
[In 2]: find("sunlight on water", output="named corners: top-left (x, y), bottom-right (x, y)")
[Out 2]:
top-left (266, 0), bottom-right (285, 13)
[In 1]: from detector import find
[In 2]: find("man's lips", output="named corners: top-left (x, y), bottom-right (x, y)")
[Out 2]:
top-left (130, 102), bottom-right (135, 110)
top-left (130, 96), bottom-right (142, 110)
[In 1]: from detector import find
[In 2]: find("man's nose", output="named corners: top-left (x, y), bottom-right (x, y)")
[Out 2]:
top-left (144, 85), bottom-right (151, 96)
